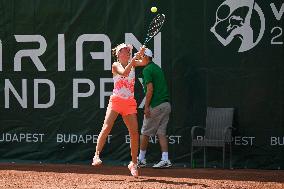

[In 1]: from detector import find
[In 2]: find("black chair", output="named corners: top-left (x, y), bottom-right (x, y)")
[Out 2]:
top-left (191, 107), bottom-right (235, 168)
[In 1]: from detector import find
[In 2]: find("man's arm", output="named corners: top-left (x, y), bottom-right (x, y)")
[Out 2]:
top-left (144, 82), bottom-right (153, 118)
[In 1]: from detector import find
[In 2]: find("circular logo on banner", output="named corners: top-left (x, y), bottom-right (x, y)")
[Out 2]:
top-left (210, 0), bottom-right (265, 52)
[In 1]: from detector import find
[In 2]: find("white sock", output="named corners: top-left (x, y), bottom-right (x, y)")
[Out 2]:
top-left (161, 152), bottom-right (169, 161)
top-left (138, 150), bottom-right (146, 161)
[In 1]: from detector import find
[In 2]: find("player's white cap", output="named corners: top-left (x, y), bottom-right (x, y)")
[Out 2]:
top-left (144, 48), bottom-right (153, 57)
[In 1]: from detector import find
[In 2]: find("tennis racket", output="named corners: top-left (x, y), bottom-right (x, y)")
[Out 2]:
top-left (143, 13), bottom-right (166, 46)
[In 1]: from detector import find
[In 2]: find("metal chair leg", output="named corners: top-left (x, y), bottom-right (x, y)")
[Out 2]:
top-left (230, 142), bottom-right (232, 169)
top-left (191, 145), bottom-right (193, 168)
top-left (223, 144), bottom-right (225, 168)
top-left (204, 147), bottom-right (206, 168)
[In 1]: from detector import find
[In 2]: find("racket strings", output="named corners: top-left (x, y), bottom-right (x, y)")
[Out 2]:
top-left (147, 14), bottom-right (165, 37)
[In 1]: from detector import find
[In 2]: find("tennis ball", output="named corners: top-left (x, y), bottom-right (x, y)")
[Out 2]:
top-left (151, 7), bottom-right (157, 13)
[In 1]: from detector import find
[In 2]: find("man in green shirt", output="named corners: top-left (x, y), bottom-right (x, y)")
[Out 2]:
top-left (137, 48), bottom-right (172, 168)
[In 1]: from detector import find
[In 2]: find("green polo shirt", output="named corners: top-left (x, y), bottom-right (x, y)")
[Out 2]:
top-left (142, 62), bottom-right (169, 108)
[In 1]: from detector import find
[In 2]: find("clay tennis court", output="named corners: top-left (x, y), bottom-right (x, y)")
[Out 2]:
top-left (0, 163), bottom-right (283, 189)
